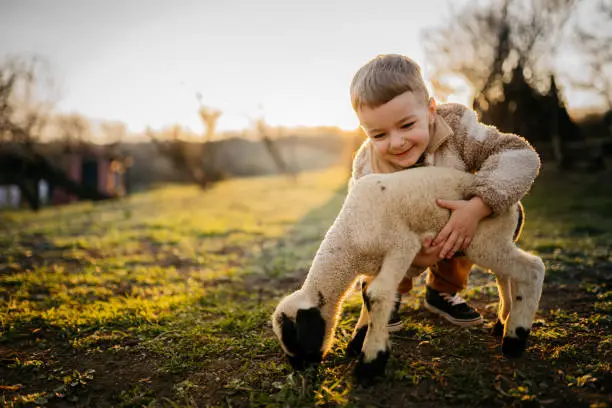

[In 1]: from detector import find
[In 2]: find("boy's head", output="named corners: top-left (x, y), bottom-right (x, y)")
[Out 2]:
top-left (350, 54), bottom-right (436, 169)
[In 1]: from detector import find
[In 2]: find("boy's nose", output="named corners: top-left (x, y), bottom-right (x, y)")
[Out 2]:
top-left (389, 132), bottom-right (405, 151)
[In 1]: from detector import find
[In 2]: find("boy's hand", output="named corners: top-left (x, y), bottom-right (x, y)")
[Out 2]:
top-left (413, 238), bottom-right (443, 267)
top-left (432, 197), bottom-right (492, 259)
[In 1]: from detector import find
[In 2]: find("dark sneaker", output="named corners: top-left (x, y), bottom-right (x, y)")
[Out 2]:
top-left (387, 292), bottom-right (403, 332)
top-left (424, 286), bottom-right (483, 327)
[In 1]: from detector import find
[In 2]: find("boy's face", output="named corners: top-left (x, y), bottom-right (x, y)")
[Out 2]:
top-left (357, 91), bottom-right (436, 168)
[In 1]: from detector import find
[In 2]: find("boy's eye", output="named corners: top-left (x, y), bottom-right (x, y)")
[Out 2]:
top-left (372, 133), bottom-right (386, 139)
top-left (401, 122), bottom-right (415, 129)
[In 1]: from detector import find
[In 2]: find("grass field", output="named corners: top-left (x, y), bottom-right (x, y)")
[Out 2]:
top-left (1, 166), bottom-right (611, 407)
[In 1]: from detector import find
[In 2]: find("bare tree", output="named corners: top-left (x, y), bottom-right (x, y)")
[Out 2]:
top-left (0, 56), bottom-right (52, 147)
top-left (197, 93), bottom-right (222, 143)
top-left (147, 94), bottom-right (226, 188)
top-left (0, 56), bottom-right (117, 209)
top-left (0, 56), bottom-right (51, 209)
top-left (570, 0), bottom-right (612, 112)
top-left (422, 0), bottom-right (588, 170)
top-left (99, 120), bottom-right (128, 145)
top-left (196, 93), bottom-right (223, 178)
top-left (253, 116), bottom-right (294, 178)
top-left (423, 0), bottom-right (576, 109)
top-left (147, 125), bottom-right (201, 186)
top-left (54, 113), bottom-right (93, 149)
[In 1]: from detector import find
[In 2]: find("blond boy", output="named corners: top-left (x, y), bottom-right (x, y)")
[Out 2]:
top-left (349, 54), bottom-right (540, 329)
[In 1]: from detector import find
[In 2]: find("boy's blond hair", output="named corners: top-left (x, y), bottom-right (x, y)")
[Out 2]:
top-left (350, 54), bottom-right (430, 111)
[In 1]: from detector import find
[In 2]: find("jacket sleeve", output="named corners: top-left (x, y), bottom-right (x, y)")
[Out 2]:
top-left (453, 107), bottom-right (541, 215)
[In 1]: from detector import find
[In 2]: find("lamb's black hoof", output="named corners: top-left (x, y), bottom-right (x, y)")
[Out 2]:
top-left (354, 349), bottom-right (389, 383)
top-left (492, 319), bottom-right (504, 338)
top-left (346, 326), bottom-right (367, 358)
top-left (501, 327), bottom-right (530, 358)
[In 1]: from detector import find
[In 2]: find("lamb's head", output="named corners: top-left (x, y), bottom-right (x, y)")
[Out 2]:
top-left (271, 289), bottom-right (328, 370)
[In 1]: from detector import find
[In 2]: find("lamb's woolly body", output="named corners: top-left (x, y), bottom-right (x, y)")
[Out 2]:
top-left (272, 166), bottom-right (545, 378)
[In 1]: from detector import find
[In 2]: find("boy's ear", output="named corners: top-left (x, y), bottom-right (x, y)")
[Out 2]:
top-left (428, 97), bottom-right (437, 125)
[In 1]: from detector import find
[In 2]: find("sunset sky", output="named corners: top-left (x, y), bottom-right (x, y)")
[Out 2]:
top-left (0, 0), bottom-right (595, 134)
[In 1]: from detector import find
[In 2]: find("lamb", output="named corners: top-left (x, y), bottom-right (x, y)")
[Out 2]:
top-left (271, 166), bottom-right (545, 380)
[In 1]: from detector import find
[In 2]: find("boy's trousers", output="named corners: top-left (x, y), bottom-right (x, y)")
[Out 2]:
top-left (397, 202), bottom-right (525, 294)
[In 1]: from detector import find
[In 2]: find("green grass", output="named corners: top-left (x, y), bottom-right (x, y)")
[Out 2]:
top-left (0, 166), bottom-right (610, 407)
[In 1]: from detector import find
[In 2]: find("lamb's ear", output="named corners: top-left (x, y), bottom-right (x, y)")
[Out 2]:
top-left (279, 313), bottom-right (309, 370)
top-left (280, 313), bottom-right (300, 356)
top-left (295, 307), bottom-right (325, 363)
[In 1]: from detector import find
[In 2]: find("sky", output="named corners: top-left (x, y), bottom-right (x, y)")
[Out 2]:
top-left (0, 0), bottom-right (598, 134)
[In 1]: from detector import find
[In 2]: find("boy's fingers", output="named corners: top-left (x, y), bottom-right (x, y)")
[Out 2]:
top-left (422, 246), bottom-right (433, 255)
top-left (439, 231), bottom-right (458, 258)
top-left (447, 238), bottom-right (464, 259)
top-left (462, 237), bottom-right (472, 250)
top-left (423, 243), bottom-right (440, 255)
top-left (433, 226), bottom-right (452, 246)
top-left (436, 199), bottom-right (460, 210)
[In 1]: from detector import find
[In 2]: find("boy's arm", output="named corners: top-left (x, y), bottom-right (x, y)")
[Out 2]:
top-left (452, 107), bottom-right (541, 215)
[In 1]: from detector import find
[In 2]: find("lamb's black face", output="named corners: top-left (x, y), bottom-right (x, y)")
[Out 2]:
top-left (279, 308), bottom-right (326, 370)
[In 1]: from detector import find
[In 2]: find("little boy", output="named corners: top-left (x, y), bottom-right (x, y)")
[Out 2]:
top-left (349, 54), bottom-right (540, 330)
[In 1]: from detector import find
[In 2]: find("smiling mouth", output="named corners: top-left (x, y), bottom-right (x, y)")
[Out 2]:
top-left (393, 147), bottom-right (412, 156)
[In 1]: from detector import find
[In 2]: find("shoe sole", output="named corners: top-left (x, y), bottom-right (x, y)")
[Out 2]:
top-left (424, 300), bottom-right (484, 327)
top-left (387, 321), bottom-right (403, 332)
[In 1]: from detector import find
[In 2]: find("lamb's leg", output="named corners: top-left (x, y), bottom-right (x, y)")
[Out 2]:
top-left (503, 252), bottom-right (544, 357)
top-left (478, 247), bottom-right (545, 357)
top-left (347, 277), bottom-right (372, 357)
top-left (493, 276), bottom-right (512, 337)
top-left (354, 244), bottom-right (419, 380)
